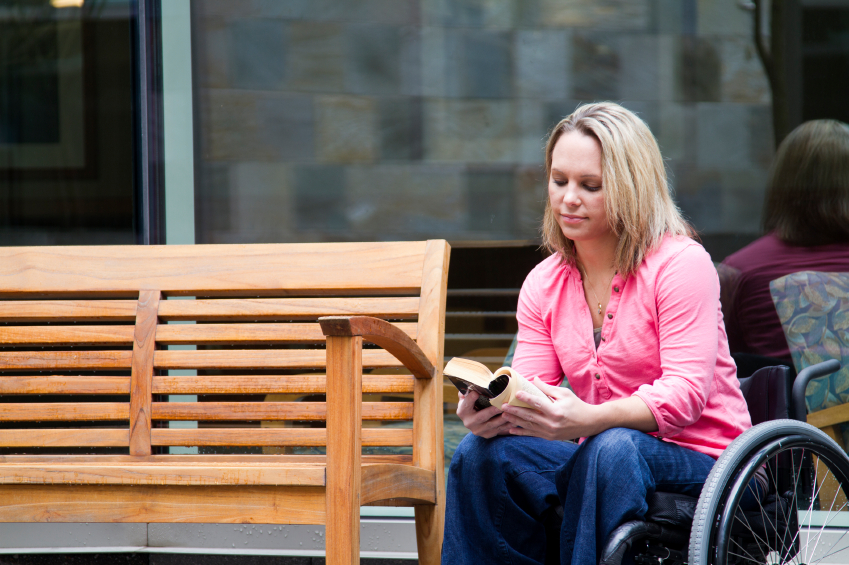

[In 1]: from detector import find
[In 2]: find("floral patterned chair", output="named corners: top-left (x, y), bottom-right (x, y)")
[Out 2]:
top-left (770, 271), bottom-right (849, 448)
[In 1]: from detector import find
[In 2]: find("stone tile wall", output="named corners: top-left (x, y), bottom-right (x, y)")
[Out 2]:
top-left (192, 0), bottom-right (772, 246)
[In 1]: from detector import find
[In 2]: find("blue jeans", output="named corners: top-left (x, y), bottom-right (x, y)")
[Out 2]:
top-left (441, 428), bottom-right (720, 565)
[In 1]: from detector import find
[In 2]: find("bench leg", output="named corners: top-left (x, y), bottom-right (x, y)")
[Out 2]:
top-left (326, 334), bottom-right (363, 565)
top-left (415, 501), bottom-right (444, 565)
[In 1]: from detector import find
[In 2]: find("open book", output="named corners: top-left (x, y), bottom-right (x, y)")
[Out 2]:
top-left (443, 357), bottom-right (553, 412)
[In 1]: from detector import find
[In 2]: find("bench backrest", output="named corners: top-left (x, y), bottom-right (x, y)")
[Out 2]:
top-left (0, 241), bottom-right (449, 464)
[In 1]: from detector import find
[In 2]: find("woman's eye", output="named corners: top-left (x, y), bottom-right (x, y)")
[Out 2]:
top-left (584, 185), bottom-right (601, 192)
top-left (552, 179), bottom-right (567, 187)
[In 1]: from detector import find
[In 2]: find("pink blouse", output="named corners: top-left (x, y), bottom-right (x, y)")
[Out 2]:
top-left (513, 236), bottom-right (751, 459)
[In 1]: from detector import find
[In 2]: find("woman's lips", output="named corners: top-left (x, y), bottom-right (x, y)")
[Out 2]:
top-left (560, 214), bottom-right (585, 224)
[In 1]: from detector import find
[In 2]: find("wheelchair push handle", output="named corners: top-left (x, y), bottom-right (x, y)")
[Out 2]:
top-left (791, 358), bottom-right (842, 421)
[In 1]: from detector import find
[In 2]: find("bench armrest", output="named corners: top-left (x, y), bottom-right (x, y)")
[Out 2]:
top-left (319, 316), bottom-right (437, 380)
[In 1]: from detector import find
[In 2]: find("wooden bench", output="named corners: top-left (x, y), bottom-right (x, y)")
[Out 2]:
top-left (0, 240), bottom-right (450, 565)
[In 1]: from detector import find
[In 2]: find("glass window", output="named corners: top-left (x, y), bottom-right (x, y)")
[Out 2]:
top-left (0, 0), bottom-right (136, 245)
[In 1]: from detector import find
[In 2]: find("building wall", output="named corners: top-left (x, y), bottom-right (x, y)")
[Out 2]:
top-left (191, 0), bottom-right (772, 245)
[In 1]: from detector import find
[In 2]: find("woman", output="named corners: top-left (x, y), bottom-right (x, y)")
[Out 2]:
top-left (441, 103), bottom-right (752, 565)
top-left (721, 120), bottom-right (849, 363)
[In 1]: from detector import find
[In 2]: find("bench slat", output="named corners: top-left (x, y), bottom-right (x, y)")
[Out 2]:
top-left (153, 349), bottom-right (402, 370)
top-left (0, 464), bottom-right (326, 486)
top-left (0, 484), bottom-right (327, 524)
top-left (0, 454), bottom-right (413, 465)
top-left (0, 403), bottom-right (129, 421)
top-left (150, 402), bottom-right (413, 421)
top-left (0, 373), bottom-right (415, 396)
top-left (0, 376), bottom-right (130, 394)
top-left (0, 351), bottom-right (132, 370)
top-left (155, 322), bottom-right (417, 344)
top-left (158, 297), bottom-right (420, 321)
top-left (151, 374), bottom-right (415, 394)
top-left (0, 429), bottom-right (128, 447)
top-left (0, 326), bottom-right (135, 346)
top-left (0, 300), bottom-right (137, 322)
top-left (0, 242), bottom-right (428, 297)
top-left (151, 428), bottom-right (413, 447)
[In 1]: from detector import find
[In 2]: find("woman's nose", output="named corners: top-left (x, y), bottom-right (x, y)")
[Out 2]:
top-left (561, 183), bottom-right (580, 207)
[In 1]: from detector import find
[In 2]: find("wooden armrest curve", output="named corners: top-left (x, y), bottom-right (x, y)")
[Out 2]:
top-left (319, 316), bottom-right (436, 380)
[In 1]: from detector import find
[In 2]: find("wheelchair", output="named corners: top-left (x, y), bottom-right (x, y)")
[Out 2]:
top-left (599, 359), bottom-right (849, 565)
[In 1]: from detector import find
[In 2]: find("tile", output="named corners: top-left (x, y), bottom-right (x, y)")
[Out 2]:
top-left (648, 0), bottom-right (685, 33)
top-left (571, 33), bottom-right (620, 100)
top-left (515, 30), bottom-right (570, 100)
top-left (294, 165), bottom-right (349, 232)
top-left (516, 164), bottom-right (547, 237)
top-left (229, 162), bottom-right (293, 242)
top-left (345, 24), bottom-right (402, 95)
top-left (345, 164), bottom-right (465, 238)
top-left (748, 104), bottom-right (774, 169)
top-left (656, 34), bottom-right (678, 102)
top-left (422, 0), bottom-right (517, 28)
top-left (676, 36), bottom-right (722, 103)
top-left (721, 169), bottom-right (768, 233)
top-left (253, 0), bottom-right (417, 25)
top-left (424, 99), bottom-right (519, 163)
top-left (230, 19), bottom-right (286, 90)
top-left (398, 26), bottom-right (422, 96)
top-left (697, 0), bottom-right (750, 36)
top-left (195, 162), bottom-right (232, 235)
top-left (446, 30), bottom-right (514, 99)
top-left (202, 90), bottom-right (314, 162)
top-left (656, 102), bottom-right (688, 161)
top-left (421, 26), bottom-right (448, 97)
top-left (254, 93), bottom-right (316, 161)
top-left (517, 100), bottom-right (547, 165)
top-left (538, 0), bottom-right (651, 30)
top-left (378, 97), bottom-right (423, 161)
top-left (618, 34), bottom-right (660, 102)
top-left (316, 95), bottom-right (378, 163)
top-left (287, 22), bottom-right (344, 92)
top-left (696, 102), bottom-right (750, 170)
top-left (720, 35), bottom-right (770, 104)
top-left (203, 90), bottom-right (259, 161)
top-left (544, 100), bottom-right (583, 133)
top-left (619, 100), bottom-right (660, 137)
top-left (466, 168), bottom-right (516, 235)
top-left (194, 18), bottom-right (231, 89)
top-left (671, 165), bottom-right (724, 232)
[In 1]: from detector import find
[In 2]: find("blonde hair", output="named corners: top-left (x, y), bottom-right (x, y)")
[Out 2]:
top-left (541, 102), bottom-right (694, 277)
top-left (763, 119), bottom-right (849, 245)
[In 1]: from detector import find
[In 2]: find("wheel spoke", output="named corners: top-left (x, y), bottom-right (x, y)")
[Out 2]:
top-left (729, 537), bottom-right (764, 564)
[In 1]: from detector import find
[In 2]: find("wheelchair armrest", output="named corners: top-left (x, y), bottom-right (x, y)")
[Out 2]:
top-left (791, 359), bottom-right (842, 422)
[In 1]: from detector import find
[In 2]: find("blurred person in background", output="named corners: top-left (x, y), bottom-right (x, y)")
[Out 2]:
top-left (721, 120), bottom-right (849, 369)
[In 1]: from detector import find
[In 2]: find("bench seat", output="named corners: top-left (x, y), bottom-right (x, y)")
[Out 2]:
top-left (0, 240), bottom-right (450, 564)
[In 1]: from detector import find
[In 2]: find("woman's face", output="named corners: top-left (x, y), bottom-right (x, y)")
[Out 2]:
top-left (548, 130), bottom-right (612, 245)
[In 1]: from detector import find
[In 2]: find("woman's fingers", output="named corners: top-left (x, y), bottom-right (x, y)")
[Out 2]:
top-left (457, 390), bottom-right (513, 437)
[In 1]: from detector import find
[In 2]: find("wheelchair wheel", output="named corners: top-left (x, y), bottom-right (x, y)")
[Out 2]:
top-left (689, 420), bottom-right (849, 565)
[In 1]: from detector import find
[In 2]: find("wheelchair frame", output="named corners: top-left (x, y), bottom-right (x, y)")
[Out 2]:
top-left (600, 359), bottom-right (849, 565)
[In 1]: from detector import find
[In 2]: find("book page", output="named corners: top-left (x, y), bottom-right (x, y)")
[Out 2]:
top-left (443, 357), bottom-right (494, 389)
top-left (489, 367), bottom-right (552, 410)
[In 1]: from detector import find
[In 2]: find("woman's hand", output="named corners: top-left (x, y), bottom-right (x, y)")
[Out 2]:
top-left (500, 379), bottom-right (595, 441)
top-left (500, 378), bottom-right (658, 441)
top-left (456, 390), bottom-right (517, 439)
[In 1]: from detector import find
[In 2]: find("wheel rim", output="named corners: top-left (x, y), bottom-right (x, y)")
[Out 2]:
top-left (711, 435), bottom-right (849, 565)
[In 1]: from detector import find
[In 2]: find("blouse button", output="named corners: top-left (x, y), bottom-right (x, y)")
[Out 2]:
top-left (614, 286), bottom-right (620, 292)
top-left (601, 336), bottom-right (606, 342)
top-left (594, 373), bottom-right (601, 380)
top-left (607, 313), bottom-right (613, 319)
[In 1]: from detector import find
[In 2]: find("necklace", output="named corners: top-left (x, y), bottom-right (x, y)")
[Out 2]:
top-left (587, 270), bottom-right (617, 315)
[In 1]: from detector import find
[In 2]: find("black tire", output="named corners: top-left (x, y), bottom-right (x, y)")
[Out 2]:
top-left (689, 420), bottom-right (849, 565)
